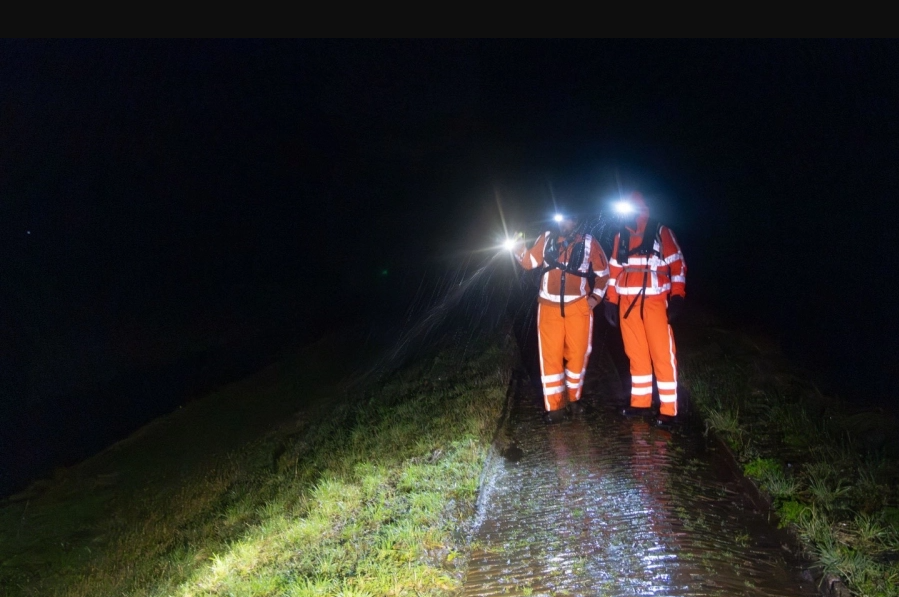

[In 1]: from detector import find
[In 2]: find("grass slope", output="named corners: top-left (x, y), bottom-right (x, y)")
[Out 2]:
top-left (679, 310), bottom-right (899, 597)
top-left (0, 327), bottom-right (517, 597)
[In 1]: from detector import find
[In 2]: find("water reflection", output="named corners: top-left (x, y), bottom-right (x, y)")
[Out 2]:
top-left (463, 350), bottom-right (815, 596)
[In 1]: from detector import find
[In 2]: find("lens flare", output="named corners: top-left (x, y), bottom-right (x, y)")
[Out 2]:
top-left (553, 214), bottom-right (564, 223)
top-left (502, 238), bottom-right (518, 251)
top-left (614, 201), bottom-right (635, 215)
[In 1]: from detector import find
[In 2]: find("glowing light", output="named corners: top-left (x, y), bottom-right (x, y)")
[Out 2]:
top-left (553, 214), bottom-right (564, 223)
top-left (614, 201), bottom-right (635, 215)
top-left (502, 238), bottom-right (517, 251)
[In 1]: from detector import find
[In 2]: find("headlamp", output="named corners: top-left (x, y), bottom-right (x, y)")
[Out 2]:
top-left (502, 238), bottom-right (518, 251)
top-left (553, 214), bottom-right (564, 223)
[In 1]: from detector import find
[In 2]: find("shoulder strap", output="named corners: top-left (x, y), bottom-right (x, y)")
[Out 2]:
top-left (543, 234), bottom-right (561, 269)
top-left (616, 227), bottom-right (631, 264)
top-left (568, 237), bottom-right (586, 273)
top-left (542, 235), bottom-right (592, 278)
top-left (626, 219), bottom-right (662, 258)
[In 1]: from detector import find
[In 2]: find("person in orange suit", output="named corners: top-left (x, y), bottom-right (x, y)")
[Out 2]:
top-left (604, 192), bottom-right (686, 426)
top-left (512, 212), bottom-right (610, 423)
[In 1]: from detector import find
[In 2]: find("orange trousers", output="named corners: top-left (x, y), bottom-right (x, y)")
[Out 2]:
top-left (619, 295), bottom-right (678, 416)
top-left (537, 297), bottom-right (593, 412)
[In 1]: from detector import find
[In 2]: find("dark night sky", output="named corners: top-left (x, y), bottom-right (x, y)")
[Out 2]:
top-left (2, 39), bottom-right (898, 494)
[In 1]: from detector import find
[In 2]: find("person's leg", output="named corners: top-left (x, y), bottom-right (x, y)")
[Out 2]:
top-left (619, 295), bottom-right (653, 409)
top-left (537, 302), bottom-right (566, 412)
top-left (644, 298), bottom-right (678, 417)
top-left (562, 297), bottom-right (593, 402)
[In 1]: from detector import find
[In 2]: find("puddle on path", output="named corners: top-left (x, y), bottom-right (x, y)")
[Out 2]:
top-left (463, 344), bottom-right (816, 597)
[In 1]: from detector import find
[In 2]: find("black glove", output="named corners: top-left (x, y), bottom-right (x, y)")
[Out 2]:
top-left (604, 300), bottom-right (619, 327)
top-left (667, 295), bottom-right (684, 322)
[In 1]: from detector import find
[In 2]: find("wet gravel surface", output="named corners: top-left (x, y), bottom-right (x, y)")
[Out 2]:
top-left (462, 343), bottom-right (817, 597)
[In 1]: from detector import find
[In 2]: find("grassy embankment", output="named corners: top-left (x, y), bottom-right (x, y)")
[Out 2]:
top-left (0, 328), bottom-right (518, 597)
top-left (679, 310), bottom-right (899, 597)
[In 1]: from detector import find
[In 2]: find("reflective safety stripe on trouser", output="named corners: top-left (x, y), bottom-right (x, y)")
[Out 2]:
top-left (537, 298), bottom-right (594, 412)
top-left (619, 295), bottom-right (678, 416)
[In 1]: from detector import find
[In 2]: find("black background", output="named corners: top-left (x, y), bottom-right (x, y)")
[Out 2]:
top-left (2, 39), bottom-right (897, 496)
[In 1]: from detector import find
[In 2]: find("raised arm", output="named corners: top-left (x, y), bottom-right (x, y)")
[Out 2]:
top-left (514, 231), bottom-right (550, 271)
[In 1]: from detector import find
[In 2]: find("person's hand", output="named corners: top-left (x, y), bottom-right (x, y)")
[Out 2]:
top-left (512, 237), bottom-right (526, 253)
top-left (604, 300), bottom-right (619, 327)
top-left (667, 295), bottom-right (684, 322)
top-left (505, 232), bottom-right (526, 254)
top-left (587, 295), bottom-right (600, 309)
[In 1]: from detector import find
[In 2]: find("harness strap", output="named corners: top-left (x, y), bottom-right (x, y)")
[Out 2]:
top-left (618, 219), bottom-right (662, 264)
top-left (560, 268), bottom-right (566, 318)
top-left (622, 272), bottom-right (648, 320)
top-left (542, 236), bottom-right (595, 318)
top-left (618, 219), bottom-right (660, 321)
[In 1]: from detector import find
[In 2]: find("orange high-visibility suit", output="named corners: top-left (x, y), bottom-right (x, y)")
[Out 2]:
top-left (515, 231), bottom-right (610, 413)
top-left (606, 194), bottom-right (686, 417)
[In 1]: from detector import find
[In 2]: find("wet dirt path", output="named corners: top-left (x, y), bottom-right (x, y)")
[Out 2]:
top-left (462, 329), bottom-right (817, 596)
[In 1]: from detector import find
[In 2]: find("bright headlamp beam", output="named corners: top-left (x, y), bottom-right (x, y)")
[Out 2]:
top-left (553, 214), bottom-right (564, 223)
top-left (614, 201), bottom-right (635, 215)
top-left (502, 238), bottom-right (517, 251)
